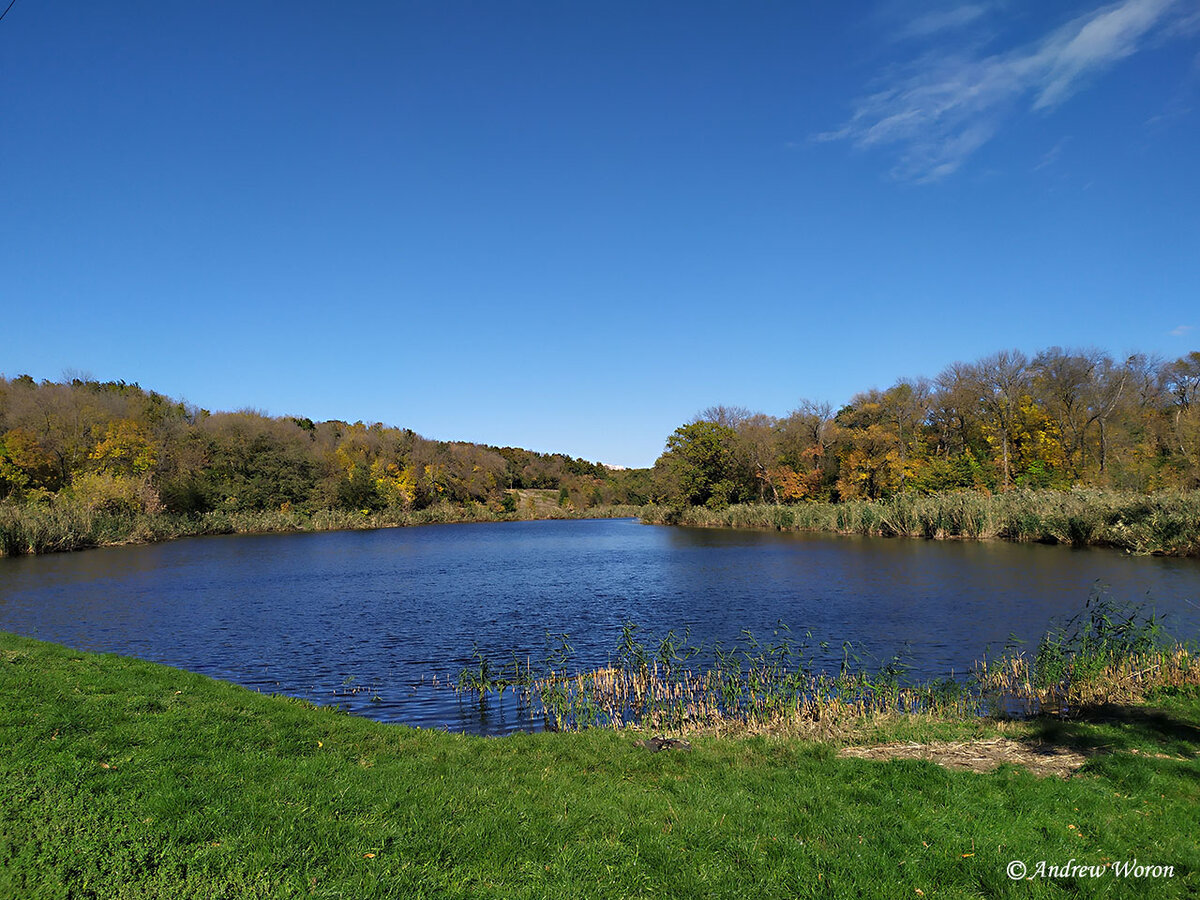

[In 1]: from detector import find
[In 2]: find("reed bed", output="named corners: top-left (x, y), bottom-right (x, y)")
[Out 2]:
top-left (455, 625), bottom-right (982, 735)
top-left (455, 595), bottom-right (1200, 735)
top-left (975, 589), bottom-right (1198, 714)
top-left (0, 500), bottom-right (646, 557)
top-left (529, 662), bottom-right (978, 734)
top-left (640, 489), bottom-right (1200, 556)
top-left (975, 645), bottom-right (1196, 716)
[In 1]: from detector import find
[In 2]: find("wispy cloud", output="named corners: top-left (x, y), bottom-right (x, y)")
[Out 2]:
top-left (818, 0), bottom-right (1193, 181)
top-left (900, 4), bottom-right (993, 40)
top-left (1170, 324), bottom-right (1194, 336)
top-left (872, 1), bottom-right (1002, 41)
top-left (1033, 136), bottom-right (1071, 170)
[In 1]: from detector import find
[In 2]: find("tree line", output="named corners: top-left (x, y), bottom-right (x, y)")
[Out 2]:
top-left (5, 345), bottom-right (1197, 526)
top-left (0, 375), bottom-right (651, 517)
top-left (652, 347), bottom-right (1200, 508)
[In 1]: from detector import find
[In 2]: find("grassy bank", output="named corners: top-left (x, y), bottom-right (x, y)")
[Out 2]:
top-left (0, 498), bottom-right (645, 558)
top-left (640, 489), bottom-right (1200, 556)
top-left (3, 632), bottom-right (1199, 898)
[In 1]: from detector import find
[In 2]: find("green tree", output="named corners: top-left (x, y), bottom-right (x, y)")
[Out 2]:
top-left (661, 421), bottom-right (739, 509)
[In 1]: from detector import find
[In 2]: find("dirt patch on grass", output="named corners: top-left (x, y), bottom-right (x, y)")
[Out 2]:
top-left (838, 738), bottom-right (1089, 778)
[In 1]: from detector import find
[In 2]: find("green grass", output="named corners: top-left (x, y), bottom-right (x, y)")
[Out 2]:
top-left (0, 500), bottom-right (646, 558)
top-left (641, 489), bottom-right (1200, 556)
top-left (3, 633), bottom-right (1199, 898)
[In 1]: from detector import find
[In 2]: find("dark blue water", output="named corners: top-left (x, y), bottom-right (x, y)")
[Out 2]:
top-left (2, 518), bottom-right (1198, 733)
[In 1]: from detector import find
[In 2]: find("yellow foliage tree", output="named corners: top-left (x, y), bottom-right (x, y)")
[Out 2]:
top-left (836, 423), bottom-right (903, 500)
top-left (1004, 396), bottom-right (1068, 486)
top-left (0, 428), bottom-right (61, 495)
top-left (89, 420), bottom-right (158, 476)
top-left (371, 460), bottom-right (417, 508)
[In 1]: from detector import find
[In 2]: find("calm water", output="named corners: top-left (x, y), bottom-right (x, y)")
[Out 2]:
top-left (2, 518), bottom-right (1198, 734)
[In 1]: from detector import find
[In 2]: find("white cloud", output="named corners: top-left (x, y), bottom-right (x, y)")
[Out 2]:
top-left (1170, 324), bottom-right (1194, 336)
top-left (820, 0), bottom-right (1193, 181)
top-left (901, 4), bottom-right (992, 39)
top-left (1033, 0), bottom-right (1177, 109)
top-left (873, 1), bottom-right (1001, 41)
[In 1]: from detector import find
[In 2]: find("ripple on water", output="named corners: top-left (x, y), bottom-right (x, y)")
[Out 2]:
top-left (1, 519), bottom-right (1198, 734)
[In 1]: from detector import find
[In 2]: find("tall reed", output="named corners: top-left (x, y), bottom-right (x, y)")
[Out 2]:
top-left (0, 500), bottom-right (647, 558)
top-left (640, 489), bottom-right (1200, 556)
top-left (455, 596), bottom-right (1199, 735)
top-left (975, 588), bottom-right (1196, 714)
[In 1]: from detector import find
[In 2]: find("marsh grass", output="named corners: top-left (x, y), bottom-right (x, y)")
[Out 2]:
top-left (641, 489), bottom-right (1200, 556)
top-left (528, 626), bottom-right (977, 734)
top-left (456, 596), bottom-right (1200, 737)
top-left (0, 499), bottom-right (646, 557)
top-left (976, 589), bottom-right (1198, 715)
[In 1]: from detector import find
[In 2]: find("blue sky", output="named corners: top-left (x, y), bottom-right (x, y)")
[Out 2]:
top-left (2, 1), bottom-right (1197, 467)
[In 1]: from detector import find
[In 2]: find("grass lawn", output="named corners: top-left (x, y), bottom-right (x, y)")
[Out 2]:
top-left (2, 632), bottom-right (1197, 898)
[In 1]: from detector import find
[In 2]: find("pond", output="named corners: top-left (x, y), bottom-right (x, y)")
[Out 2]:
top-left (2, 518), bottom-right (1198, 734)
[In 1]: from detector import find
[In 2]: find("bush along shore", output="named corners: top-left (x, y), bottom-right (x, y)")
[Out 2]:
top-left (3, 598), bottom-right (1200, 897)
top-left (639, 489), bottom-right (1200, 556)
top-left (0, 499), bottom-right (645, 558)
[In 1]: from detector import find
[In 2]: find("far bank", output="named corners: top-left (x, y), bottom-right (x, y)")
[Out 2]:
top-left (0, 495), bottom-right (644, 558)
top-left (638, 489), bottom-right (1200, 557)
top-left (5, 488), bottom-right (1200, 560)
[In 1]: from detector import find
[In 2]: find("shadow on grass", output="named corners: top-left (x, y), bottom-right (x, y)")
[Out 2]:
top-left (1023, 702), bottom-right (1200, 760)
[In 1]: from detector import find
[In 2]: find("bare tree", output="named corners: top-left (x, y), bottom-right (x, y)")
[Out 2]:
top-left (1082, 355), bottom-right (1131, 475)
top-left (1164, 352), bottom-right (1200, 474)
top-left (1033, 347), bottom-right (1131, 479)
top-left (695, 405), bottom-right (754, 430)
top-left (971, 350), bottom-right (1029, 490)
top-left (792, 399), bottom-right (835, 450)
top-left (930, 362), bottom-right (979, 459)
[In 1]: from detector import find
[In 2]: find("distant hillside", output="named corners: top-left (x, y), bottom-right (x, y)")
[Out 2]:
top-left (0, 375), bottom-right (652, 518)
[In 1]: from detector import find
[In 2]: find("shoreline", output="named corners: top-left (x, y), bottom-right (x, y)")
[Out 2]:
top-left (6, 488), bottom-right (1200, 559)
top-left (3, 632), bottom-right (1197, 897)
top-left (637, 489), bottom-right (1200, 557)
top-left (0, 503), bottom-right (646, 559)
top-left (648, 518), bottom-right (1175, 555)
